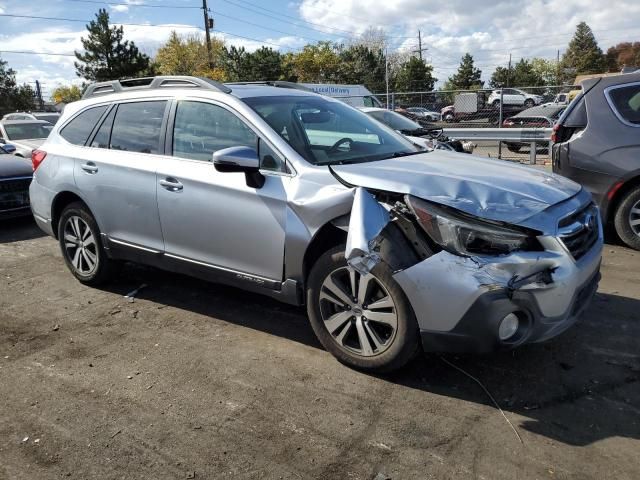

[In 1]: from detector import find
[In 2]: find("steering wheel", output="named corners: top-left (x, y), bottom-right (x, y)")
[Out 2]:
top-left (328, 137), bottom-right (354, 154)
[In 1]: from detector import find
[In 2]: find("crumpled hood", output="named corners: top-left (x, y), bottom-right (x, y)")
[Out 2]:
top-left (331, 150), bottom-right (581, 224)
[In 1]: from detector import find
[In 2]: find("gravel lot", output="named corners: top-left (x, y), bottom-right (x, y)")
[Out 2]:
top-left (1, 217), bottom-right (639, 480)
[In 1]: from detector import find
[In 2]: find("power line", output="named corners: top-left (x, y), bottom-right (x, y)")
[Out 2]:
top-left (63, 0), bottom-right (201, 8)
top-left (212, 10), bottom-right (324, 43)
top-left (0, 13), bottom-right (201, 29)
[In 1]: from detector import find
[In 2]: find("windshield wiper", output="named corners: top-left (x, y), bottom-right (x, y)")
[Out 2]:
top-left (388, 151), bottom-right (424, 158)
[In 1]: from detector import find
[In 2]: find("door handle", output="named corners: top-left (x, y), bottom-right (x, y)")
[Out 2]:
top-left (81, 162), bottom-right (98, 174)
top-left (159, 177), bottom-right (183, 192)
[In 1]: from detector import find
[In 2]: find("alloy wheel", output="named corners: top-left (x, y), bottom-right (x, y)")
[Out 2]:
top-left (63, 216), bottom-right (98, 275)
top-left (629, 199), bottom-right (640, 237)
top-left (319, 267), bottom-right (398, 357)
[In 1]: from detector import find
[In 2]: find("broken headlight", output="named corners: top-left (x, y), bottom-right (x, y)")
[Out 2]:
top-left (406, 195), bottom-right (540, 256)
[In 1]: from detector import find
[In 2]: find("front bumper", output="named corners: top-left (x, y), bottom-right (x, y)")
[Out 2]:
top-left (393, 226), bottom-right (603, 353)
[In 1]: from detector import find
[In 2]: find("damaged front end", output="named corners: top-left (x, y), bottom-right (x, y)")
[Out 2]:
top-left (342, 184), bottom-right (603, 354)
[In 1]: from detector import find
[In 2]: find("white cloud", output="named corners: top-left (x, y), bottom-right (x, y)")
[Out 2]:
top-left (110, 5), bottom-right (129, 13)
top-left (299, 0), bottom-right (640, 84)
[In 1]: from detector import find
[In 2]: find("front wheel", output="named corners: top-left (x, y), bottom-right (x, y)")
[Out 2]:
top-left (524, 98), bottom-right (535, 107)
top-left (58, 202), bottom-right (116, 285)
top-left (306, 246), bottom-right (420, 372)
top-left (614, 187), bottom-right (640, 251)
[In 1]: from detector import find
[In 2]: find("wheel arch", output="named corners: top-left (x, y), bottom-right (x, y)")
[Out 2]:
top-left (605, 172), bottom-right (640, 224)
top-left (302, 220), bottom-right (348, 288)
top-left (51, 191), bottom-right (93, 239)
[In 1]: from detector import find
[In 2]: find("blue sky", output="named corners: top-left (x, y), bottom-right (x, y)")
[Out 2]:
top-left (0, 0), bottom-right (639, 98)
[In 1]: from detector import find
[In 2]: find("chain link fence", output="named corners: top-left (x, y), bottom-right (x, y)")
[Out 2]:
top-left (337, 85), bottom-right (580, 164)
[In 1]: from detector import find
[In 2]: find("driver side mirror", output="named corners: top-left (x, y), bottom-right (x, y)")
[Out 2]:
top-left (213, 146), bottom-right (265, 189)
top-left (1, 143), bottom-right (16, 154)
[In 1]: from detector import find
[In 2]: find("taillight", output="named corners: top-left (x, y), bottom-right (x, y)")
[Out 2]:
top-left (31, 149), bottom-right (47, 171)
top-left (503, 120), bottom-right (514, 127)
top-left (550, 123), bottom-right (560, 143)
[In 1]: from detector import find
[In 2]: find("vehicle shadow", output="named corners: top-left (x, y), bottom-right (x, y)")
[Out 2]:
top-left (0, 216), bottom-right (45, 243)
top-left (101, 263), bottom-right (639, 447)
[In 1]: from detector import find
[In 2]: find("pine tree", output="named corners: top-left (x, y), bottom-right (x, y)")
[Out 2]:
top-left (446, 53), bottom-right (483, 90)
top-left (394, 56), bottom-right (436, 92)
top-left (559, 22), bottom-right (606, 83)
top-left (75, 9), bottom-right (150, 81)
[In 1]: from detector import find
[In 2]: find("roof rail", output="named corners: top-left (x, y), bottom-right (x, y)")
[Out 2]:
top-left (82, 76), bottom-right (232, 99)
top-left (224, 81), bottom-right (312, 92)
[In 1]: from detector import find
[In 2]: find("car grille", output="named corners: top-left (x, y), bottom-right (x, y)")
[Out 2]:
top-left (558, 203), bottom-right (600, 260)
top-left (0, 177), bottom-right (32, 211)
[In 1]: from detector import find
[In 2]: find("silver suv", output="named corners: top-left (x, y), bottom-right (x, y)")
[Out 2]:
top-left (30, 76), bottom-right (603, 372)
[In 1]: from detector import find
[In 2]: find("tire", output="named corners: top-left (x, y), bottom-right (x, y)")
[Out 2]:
top-left (492, 99), bottom-right (500, 107)
top-left (506, 143), bottom-right (521, 153)
top-left (524, 98), bottom-right (535, 107)
top-left (58, 202), bottom-right (115, 285)
top-left (443, 113), bottom-right (454, 122)
top-left (614, 187), bottom-right (640, 251)
top-left (306, 245), bottom-right (420, 373)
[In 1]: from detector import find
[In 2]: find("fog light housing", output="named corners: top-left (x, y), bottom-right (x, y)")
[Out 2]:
top-left (498, 313), bottom-right (520, 340)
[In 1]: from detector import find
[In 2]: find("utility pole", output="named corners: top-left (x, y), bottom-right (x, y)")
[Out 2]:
top-left (506, 53), bottom-right (512, 87)
top-left (412, 30), bottom-right (428, 61)
top-left (202, 0), bottom-right (214, 69)
top-left (385, 47), bottom-right (390, 109)
top-left (35, 80), bottom-right (44, 110)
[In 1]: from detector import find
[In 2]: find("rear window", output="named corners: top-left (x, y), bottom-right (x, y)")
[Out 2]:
top-left (607, 83), bottom-right (640, 126)
top-left (110, 101), bottom-right (167, 154)
top-left (60, 106), bottom-right (108, 145)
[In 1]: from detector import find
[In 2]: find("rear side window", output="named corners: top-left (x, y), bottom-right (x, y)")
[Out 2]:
top-left (607, 83), bottom-right (640, 126)
top-left (90, 107), bottom-right (116, 149)
top-left (563, 95), bottom-right (587, 128)
top-left (110, 101), bottom-right (167, 154)
top-left (60, 105), bottom-right (108, 145)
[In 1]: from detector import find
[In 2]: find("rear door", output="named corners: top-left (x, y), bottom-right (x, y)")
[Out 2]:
top-left (156, 99), bottom-right (288, 281)
top-left (73, 100), bottom-right (169, 251)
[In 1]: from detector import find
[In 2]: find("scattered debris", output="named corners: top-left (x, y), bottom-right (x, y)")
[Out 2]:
top-left (22, 436), bottom-right (29, 443)
top-left (186, 471), bottom-right (196, 478)
top-left (127, 375), bottom-right (133, 380)
top-left (111, 429), bottom-right (122, 439)
top-left (440, 356), bottom-right (523, 444)
top-left (371, 441), bottom-right (392, 451)
top-left (33, 438), bottom-right (40, 444)
top-left (52, 324), bottom-right (60, 331)
top-left (108, 308), bottom-right (121, 316)
top-left (373, 473), bottom-right (391, 480)
top-left (124, 284), bottom-right (148, 303)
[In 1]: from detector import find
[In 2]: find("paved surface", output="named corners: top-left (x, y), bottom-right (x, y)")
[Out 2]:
top-left (1, 217), bottom-right (639, 480)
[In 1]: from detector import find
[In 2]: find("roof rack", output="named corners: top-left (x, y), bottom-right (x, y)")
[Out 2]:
top-left (224, 81), bottom-right (312, 92)
top-left (82, 76), bottom-right (232, 99)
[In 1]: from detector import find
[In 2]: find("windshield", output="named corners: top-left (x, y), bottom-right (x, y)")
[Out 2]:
top-left (242, 96), bottom-right (419, 165)
top-left (4, 123), bottom-right (51, 140)
top-left (366, 110), bottom-right (422, 132)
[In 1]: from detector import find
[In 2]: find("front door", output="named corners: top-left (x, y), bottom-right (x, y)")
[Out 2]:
top-left (156, 100), bottom-right (288, 281)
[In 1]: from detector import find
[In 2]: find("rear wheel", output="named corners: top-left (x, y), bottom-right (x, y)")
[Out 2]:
top-left (306, 246), bottom-right (420, 372)
top-left (614, 187), bottom-right (640, 251)
top-left (58, 202), bottom-right (116, 285)
top-left (492, 99), bottom-right (500, 107)
top-left (506, 143), bottom-right (521, 153)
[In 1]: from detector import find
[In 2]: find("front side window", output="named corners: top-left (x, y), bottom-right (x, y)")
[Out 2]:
top-left (607, 83), bottom-right (640, 125)
top-left (110, 101), bottom-right (167, 154)
top-left (60, 105), bottom-right (108, 145)
top-left (172, 101), bottom-right (258, 162)
top-left (243, 96), bottom-right (418, 165)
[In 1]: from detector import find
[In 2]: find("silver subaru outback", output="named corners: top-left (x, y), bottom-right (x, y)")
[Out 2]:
top-left (29, 76), bottom-right (603, 372)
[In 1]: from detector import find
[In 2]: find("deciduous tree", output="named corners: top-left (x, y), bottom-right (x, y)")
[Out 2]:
top-left (51, 85), bottom-right (83, 104)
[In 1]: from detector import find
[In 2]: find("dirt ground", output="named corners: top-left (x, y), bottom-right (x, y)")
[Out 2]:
top-left (1, 216), bottom-right (639, 480)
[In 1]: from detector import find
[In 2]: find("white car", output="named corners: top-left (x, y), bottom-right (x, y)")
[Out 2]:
top-left (488, 88), bottom-right (543, 107)
top-left (406, 107), bottom-right (441, 122)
